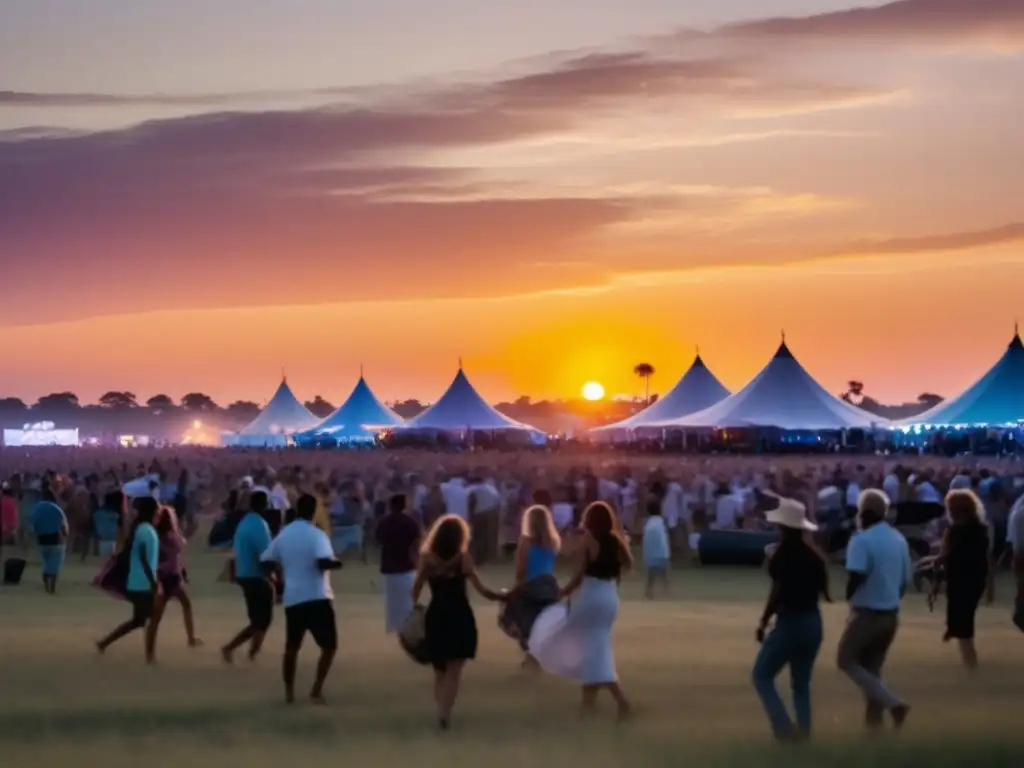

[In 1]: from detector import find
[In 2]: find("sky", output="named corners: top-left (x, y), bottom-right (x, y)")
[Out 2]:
top-left (1, 0), bottom-right (1023, 407)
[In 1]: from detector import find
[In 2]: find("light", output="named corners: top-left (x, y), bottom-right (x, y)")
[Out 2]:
top-left (192, 419), bottom-right (202, 429)
top-left (582, 381), bottom-right (605, 401)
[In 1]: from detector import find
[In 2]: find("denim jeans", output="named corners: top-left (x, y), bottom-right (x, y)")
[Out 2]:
top-left (752, 610), bottom-right (823, 737)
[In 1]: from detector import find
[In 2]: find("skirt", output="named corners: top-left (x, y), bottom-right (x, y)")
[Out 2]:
top-left (529, 577), bottom-right (619, 684)
top-left (39, 544), bottom-right (66, 576)
top-left (383, 571), bottom-right (416, 634)
top-left (331, 524), bottom-right (364, 554)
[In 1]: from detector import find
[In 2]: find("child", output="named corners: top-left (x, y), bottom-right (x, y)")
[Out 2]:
top-left (642, 500), bottom-right (670, 599)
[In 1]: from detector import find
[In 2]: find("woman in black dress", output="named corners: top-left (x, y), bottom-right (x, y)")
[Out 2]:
top-left (931, 489), bottom-right (993, 672)
top-left (411, 514), bottom-right (504, 730)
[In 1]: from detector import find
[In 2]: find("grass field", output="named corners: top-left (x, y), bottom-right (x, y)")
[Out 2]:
top-left (1, 549), bottom-right (1023, 767)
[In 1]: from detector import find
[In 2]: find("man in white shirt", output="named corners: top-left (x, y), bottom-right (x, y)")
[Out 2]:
top-left (260, 494), bottom-right (342, 705)
top-left (440, 477), bottom-right (469, 520)
top-left (838, 489), bottom-right (913, 731)
top-left (467, 477), bottom-right (501, 563)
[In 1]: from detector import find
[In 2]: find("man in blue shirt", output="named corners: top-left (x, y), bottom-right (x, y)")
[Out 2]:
top-left (838, 489), bottom-right (913, 731)
top-left (221, 491), bottom-right (275, 664)
top-left (96, 497), bottom-right (161, 663)
top-left (30, 485), bottom-right (68, 594)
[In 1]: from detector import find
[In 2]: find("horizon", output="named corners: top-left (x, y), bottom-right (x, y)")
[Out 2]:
top-left (2, 0), bottom-right (1022, 405)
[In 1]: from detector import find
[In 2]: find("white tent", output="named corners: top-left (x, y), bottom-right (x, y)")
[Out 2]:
top-left (223, 376), bottom-right (319, 447)
top-left (652, 338), bottom-right (885, 431)
top-left (295, 374), bottom-right (404, 440)
top-left (592, 351), bottom-right (729, 432)
top-left (402, 366), bottom-right (539, 432)
top-left (901, 327), bottom-right (1024, 427)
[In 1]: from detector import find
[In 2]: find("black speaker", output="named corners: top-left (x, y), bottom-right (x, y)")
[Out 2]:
top-left (697, 530), bottom-right (778, 567)
top-left (3, 557), bottom-right (27, 585)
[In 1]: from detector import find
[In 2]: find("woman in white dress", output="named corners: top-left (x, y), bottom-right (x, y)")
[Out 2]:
top-left (528, 501), bottom-right (633, 719)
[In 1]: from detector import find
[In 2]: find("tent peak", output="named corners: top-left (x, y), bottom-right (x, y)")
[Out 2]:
top-left (774, 340), bottom-right (793, 359)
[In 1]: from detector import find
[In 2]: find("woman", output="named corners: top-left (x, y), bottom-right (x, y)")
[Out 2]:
top-left (501, 504), bottom-right (561, 671)
top-left (92, 490), bottom-right (125, 557)
top-left (151, 506), bottom-right (203, 649)
top-left (30, 484), bottom-right (69, 594)
top-left (376, 493), bottom-right (421, 634)
top-left (931, 489), bottom-right (992, 671)
top-left (1, 481), bottom-right (18, 545)
top-left (411, 514), bottom-right (504, 730)
top-left (529, 501), bottom-right (633, 719)
top-left (751, 496), bottom-right (831, 741)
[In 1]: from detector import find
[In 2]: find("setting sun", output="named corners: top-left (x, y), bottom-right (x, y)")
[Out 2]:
top-left (582, 381), bottom-right (605, 401)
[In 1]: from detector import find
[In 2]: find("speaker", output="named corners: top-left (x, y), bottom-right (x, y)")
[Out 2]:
top-left (697, 530), bottom-right (778, 567)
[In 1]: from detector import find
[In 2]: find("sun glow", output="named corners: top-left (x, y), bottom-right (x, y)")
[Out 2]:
top-left (582, 381), bottom-right (605, 401)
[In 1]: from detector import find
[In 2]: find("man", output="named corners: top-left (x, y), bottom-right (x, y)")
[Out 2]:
top-left (467, 475), bottom-right (500, 563)
top-left (439, 475), bottom-right (469, 521)
top-left (260, 494), bottom-right (341, 705)
top-left (222, 491), bottom-right (274, 664)
top-left (375, 493), bottom-right (421, 634)
top-left (1008, 492), bottom-right (1024, 631)
top-left (838, 489), bottom-right (913, 731)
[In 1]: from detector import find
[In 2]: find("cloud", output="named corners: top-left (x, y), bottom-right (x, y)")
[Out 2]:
top-left (838, 222), bottom-right (1024, 256)
top-left (718, 0), bottom-right (1024, 51)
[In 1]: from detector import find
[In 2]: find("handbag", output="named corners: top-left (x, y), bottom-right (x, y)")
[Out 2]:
top-left (398, 605), bottom-right (431, 665)
top-left (92, 551), bottom-right (129, 599)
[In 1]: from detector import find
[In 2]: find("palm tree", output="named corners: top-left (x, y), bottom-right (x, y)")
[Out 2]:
top-left (633, 363), bottom-right (655, 406)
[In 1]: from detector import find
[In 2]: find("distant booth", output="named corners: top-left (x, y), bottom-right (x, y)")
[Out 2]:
top-left (2, 421), bottom-right (80, 447)
top-left (293, 374), bottom-right (404, 449)
top-left (894, 327), bottom-right (1024, 456)
top-left (387, 364), bottom-right (544, 448)
top-left (222, 376), bottom-right (319, 448)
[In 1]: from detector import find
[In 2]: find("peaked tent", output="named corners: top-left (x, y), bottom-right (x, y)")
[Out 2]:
top-left (224, 377), bottom-right (319, 446)
top-left (296, 375), bottom-right (405, 440)
top-left (652, 339), bottom-right (885, 431)
top-left (592, 352), bottom-right (730, 431)
top-left (901, 329), bottom-right (1024, 427)
top-left (402, 367), bottom-right (539, 432)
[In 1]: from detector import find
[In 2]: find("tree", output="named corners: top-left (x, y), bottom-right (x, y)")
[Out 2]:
top-left (146, 394), bottom-right (175, 411)
top-left (98, 391), bottom-right (138, 409)
top-left (0, 397), bottom-right (27, 415)
top-left (304, 396), bottom-right (336, 419)
top-left (392, 399), bottom-right (427, 419)
top-left (227, 400), bottom-right (261, 421)
top-left (34, 392), bottom-right (80, 410)
top-left (841, 380), bottom-right (865, 404)
top-left (181, 392), bottom-right (218, 412)
top-left (633, 363), bottom-right (655, 405)
top-left (917, 392), bottom-right (944, 409)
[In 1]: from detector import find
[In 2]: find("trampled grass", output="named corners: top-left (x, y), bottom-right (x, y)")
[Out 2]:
top-left (1, 549), bottom-right (1023, 767)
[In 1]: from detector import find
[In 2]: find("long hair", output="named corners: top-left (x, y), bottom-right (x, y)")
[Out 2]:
top-left (581, 500), bottom-right (621, 539)
top-left (420, 514), bottom-right (470, 562)
top-left (521, 505), bottom-right (561, 552)
top-left (156, 505), bottom-right (180, 537)
top-left (945, 489), bottom-right (985, 526)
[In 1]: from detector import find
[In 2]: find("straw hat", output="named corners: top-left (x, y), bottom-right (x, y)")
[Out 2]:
top-left (764, 493), bottom-right (817, 532)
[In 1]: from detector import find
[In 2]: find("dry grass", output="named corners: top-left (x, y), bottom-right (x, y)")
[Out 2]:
top-left (1, 551), bottom-right (1023, 767)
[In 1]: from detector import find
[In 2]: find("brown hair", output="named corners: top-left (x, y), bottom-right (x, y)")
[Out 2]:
top-left (945, 489), bottom-right (985, 526)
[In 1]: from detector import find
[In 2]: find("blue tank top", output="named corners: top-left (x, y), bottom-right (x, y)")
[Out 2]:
top-left (524, 544), bottom-right (556, 580)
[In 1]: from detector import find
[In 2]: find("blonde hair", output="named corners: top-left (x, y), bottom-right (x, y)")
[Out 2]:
top-left (945, 489), bottom-right (986, 526)
top-left (521, 505), bottom-right (561, 552)
top-left (857, 488), bottom-right (890, 526)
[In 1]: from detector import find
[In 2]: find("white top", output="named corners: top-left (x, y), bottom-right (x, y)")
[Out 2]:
top-left (882, 473), bottom-right (900, 503)
top-left (270, 482), bottom-right (291, 511)
top-left (122, 474), bottom-right (159, 499)
top-left (469, 482), bottom-right (501, 513)
top-left (440, 479), bottom-right (469, 520)
top-left (260, 520), bottom-right (335, 607)
top-left (915, 482), bottom-right (943, 504)
top-left (661, 482), bottom-right (683, 528)
top-left (550, 502), bottom-right (574, 531)
top-left (642, 516), bottom-right (670, 563)
top-left (845, 483), bottom-right (861, 509)
top-left (714, 494), bottom-right (743, 530)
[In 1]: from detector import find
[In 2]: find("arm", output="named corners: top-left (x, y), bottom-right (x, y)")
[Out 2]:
top-left (139, 542), bottom-right (158, 591)
top-left (617, 537), bottom-right (635, 573)
top-left (845, 535), bottom-right (867, 602)
top-left (463, 553), bottom-right (503, 601)
top-left (315, 530), bottom-right (342, 572)
top-left (558, 540), bottom-right (589, 600)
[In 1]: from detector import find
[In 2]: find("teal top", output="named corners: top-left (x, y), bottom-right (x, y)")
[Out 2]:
top-left (524, 544), bottom-right (556, 581)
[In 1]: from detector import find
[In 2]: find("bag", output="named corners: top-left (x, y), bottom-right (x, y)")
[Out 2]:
top-left (398, 605), bottom-right (431, 665)
top-left (92, 551), bottom-right (129, 599)
top-left (3, 558), bottom-right (26, 585)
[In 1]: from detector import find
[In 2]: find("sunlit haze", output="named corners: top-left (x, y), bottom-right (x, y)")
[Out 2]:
top-left (2, 0), bottom-right (1023, 406)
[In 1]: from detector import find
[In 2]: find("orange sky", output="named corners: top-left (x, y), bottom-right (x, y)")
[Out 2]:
top-left (1, 1), bottom-right (1022, 406)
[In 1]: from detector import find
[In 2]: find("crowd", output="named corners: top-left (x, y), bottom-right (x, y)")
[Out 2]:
top-left (2, 446), bottom-right (1024, 740)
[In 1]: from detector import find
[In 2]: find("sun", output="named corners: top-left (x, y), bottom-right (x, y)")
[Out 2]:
top-left (582, 381), bottom-right (605, 401)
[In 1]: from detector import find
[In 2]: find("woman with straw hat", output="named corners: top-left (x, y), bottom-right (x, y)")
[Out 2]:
top-left (752, 495), bottom-right (831, 742)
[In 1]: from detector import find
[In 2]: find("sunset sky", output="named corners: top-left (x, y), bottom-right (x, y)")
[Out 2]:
top-left (1, 0), bottom-right (1022, 407)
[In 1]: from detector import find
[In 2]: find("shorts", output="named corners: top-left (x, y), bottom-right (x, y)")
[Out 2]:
top-left (126, 590), bottom-right (155, 625)
top-left (238, 578), bottom-right (275, 631)
top-left (159, 573), bottom-right (183, 595)
top-left (285, 599), bottom-right (337, 652)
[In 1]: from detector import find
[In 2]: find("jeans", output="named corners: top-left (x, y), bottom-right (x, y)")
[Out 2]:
top-left (752, 610), bottom-right (823, 737)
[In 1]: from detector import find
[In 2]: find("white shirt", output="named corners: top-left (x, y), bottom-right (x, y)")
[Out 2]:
top-left (661, 482), bottom-right (683, 528)
top-left (714, 494), bottom-right (743, 529)
top-left (915, 482), bottom-right (942, 504)
top-left (550, 502), bottom-right (574, 531)
top-left (260, 520), bottom-right (335, 607)
top-left (642, 516), bottom-right (670, 563)
top-left (270, 482), bottom-right (290, 512)
top-left (882, 473), bottom-right (900, 502)
top-left (123, 474), bottom-right (159, 499)
top-left (469, 482), bottom-right (501, 513)
top-left (411, 482), bottom-right (428, 513)
top-left (845, 482), bottom-right (861, 509)
top-left (440, 480), bottom-right (469, 520)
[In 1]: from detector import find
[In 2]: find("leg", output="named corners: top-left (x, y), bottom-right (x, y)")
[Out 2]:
top-left (145, 591), bottom-right (167, 664)
top-left (308, 602), bottom-right (338, 703)
top-left (752, 622), bottom-right (796, 738)
top-left (222, 626), bottom-right (256, 663)
top-left (433, 667), bottom-right (446, 721)
top-left (282, 606), bottom-right (304, 704)
top-left (838, 612), bottom-right (904, 729)
top-left (97, 594), bottom-right (151, 653)
top-left (789, 614), bottom-right (823, 737)
top-left (174, 588), bottom-right (202, 646)
top-left (957, 639), bottom-right (978, 672)
top-left (439, 660), bottom-right (465, 724)
top-left (605, 682), bottom-right (632, 720)
top-left (645, 568), bottom-right (655, 600)
top-left (580, 684), bottom-right (600, 715)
